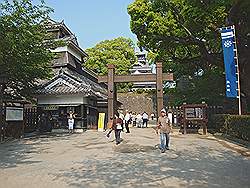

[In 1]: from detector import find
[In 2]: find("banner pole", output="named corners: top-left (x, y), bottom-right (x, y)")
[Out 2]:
top-left (233, 25), bottom-right (242, 115)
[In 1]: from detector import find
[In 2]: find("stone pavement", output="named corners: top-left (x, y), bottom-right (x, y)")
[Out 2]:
top-left (0, 127), bottom-right (249, 188)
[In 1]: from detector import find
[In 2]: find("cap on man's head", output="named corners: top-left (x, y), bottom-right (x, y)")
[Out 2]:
top-left (160, 108), bottom-right (166, 113)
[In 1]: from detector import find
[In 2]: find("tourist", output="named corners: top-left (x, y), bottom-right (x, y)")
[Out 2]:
top-left (119, 112), bottom-right (125, 131)
top-left (112, 115), bottom-right (123, 145)
top-left (119, 111), bottom-right (124, 120)
top-left (68, 110), bottom-right (75, 133)
top-left (129, 111), bottom-right (133, 126)
top-left (156, 108), bottom-right (172, 153)
top-left (151, 112), bottom-right (155, 120)
top-left (132, 112), bottom-right (136, 127)
top-left (136, 113), bottom-right (142, 128)
top-left (124, 110), bottom-right (131, 133)
top-left (142, 111), bottom-right (149, 128)
top-left (38, 112), bottom-right (47, 132)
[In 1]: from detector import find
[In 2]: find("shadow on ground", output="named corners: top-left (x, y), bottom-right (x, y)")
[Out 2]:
top-left (52, 144), bottom-right (250, 188)
top-left (0, 131), bottom-right (72, 169)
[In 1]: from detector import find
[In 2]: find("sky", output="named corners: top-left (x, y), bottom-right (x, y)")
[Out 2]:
top-left (44, 0), bottom-right (137, 50)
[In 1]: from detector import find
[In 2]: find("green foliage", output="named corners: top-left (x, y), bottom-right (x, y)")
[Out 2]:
top-left (208, 114), bottom-right (250, 141)
top-left (127, 0), bottom-right (243, 105)
top-left (0, 0), bottom-right (57, 99)
top-left (208, 114), bottom-right (229, 132)
top-left (167, 66), bottom-right (225, 105)
top-left (85, 37), bottom-right (137, 92)
top-left (85, 37), bottom-right (137, 76)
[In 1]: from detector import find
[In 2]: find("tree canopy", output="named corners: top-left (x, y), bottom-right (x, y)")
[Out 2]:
top-left (0, 0), bottom-right (57, 99)
top-left (128, 0), bottom-right (250, 107)
top-left (85, 37), bottom-right (137, 76)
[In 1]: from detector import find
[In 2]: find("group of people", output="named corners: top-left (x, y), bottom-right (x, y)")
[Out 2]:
top-left (106, 108), bottom-right (172, 153)
top-left (117, 110), bottom-right (153, 129)
top-left (135, 112), bottom-right (151, 128)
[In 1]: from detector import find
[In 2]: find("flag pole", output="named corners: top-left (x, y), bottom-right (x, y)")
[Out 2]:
top-left (232, 25), bottom-right (242, 115)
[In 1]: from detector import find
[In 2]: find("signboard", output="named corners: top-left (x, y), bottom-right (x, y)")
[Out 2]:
top-left (6, 107), bottom-right (24, 121)
top-left (182, 104), bottom-right (208, 135)
top-left (98, 113), bottom-right (105, 132)
top-left (43, 105), bottom-right (59, 111)
top-left (185, 107), bottom-right (203, 120)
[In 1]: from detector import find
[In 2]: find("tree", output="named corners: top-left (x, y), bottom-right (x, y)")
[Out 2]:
top-left (85, 37), bottom-right (137, 92)
top-left (85, 37), bottom-right (137, 76)
top-left (128, 0), bottom-right (250, 109)
top-left (226, 0), bottom-right (250, 112)
top-left (0, 0), bottom-right (57, 99)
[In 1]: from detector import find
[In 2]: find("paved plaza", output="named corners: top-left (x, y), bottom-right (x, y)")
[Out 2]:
top-left (0, 127), bottom-right (249, 188)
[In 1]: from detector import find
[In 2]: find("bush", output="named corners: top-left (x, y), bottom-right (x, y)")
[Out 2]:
top-left (208, 114), bottom-right (229, 132)
top-left (208, 114), bottom-right (250, 141)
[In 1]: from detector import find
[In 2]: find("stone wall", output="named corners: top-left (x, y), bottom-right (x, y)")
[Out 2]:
top-left (117, 92), bottom-right (155, 115)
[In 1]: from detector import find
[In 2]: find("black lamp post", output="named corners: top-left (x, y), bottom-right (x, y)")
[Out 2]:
top-left (0, 74), bottom-right (8, 142)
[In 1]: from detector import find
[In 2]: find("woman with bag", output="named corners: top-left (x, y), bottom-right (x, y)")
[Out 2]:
top-left (112, 115), bottom-right (123, 145)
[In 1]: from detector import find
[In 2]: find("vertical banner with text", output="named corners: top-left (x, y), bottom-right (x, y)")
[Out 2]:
top-left (98, 113), bottom-right (105, 132)
top-left (220, 28), bottom-right (238, 98)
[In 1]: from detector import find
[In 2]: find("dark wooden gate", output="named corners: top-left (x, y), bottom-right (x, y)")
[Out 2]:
top-left (24, 108), bottom-right (38, 133)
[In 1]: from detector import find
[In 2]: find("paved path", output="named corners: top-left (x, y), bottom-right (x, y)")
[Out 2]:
top-left (0, 128), bottom-right (249, 188)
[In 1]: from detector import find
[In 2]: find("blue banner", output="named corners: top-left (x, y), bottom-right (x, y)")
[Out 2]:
top-left (220, 28), bottom-right (238, 98)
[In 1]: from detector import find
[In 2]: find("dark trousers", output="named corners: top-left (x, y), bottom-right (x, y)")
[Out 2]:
top-left (106, 129), bottom-right (112, 137)
top-left (115, 129), bottom-right (122, 144)
top-left (125, 121), bottom-right (130, 133)
top-left (142, 119), bottom-right (148, 127)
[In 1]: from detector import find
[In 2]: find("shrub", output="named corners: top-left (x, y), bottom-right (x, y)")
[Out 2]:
top-left (208, 114), bottom-right (250, 141)
top-left (208, 114), bottom-right (229, 132)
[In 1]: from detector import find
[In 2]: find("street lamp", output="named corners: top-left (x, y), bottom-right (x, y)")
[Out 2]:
top-left (0, 74), bottom-right (8, 142)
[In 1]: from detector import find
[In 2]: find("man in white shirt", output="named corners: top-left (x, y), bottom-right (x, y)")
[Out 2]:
top-left (136, 113), bottom-right (142, 128)
top-left (124, 110), bottom-right (131, 133)
top-left (142, 112), bottom-right (149, 128)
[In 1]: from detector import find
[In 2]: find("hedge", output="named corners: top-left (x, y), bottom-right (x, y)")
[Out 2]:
top-left (208, 114), bottom-right (250, 141)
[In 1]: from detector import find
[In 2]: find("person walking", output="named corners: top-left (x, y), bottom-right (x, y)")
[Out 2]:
top-left (124, 110), bottom-right (131, 133)
top-left (142, 112), bottom-right (149, 128)
top-left (136, 113), bottom-right (142, 128)
top-left (151, 112), bottom-right (155, 120)
top-left (156, 108), bottom-right (172, 153)
top-left (112, 115), bottom-right (123, 145)
top-left (132, 112), bottom-right (136, 127)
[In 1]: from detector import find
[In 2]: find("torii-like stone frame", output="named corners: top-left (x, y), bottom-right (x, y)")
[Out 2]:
top-left (98, 62), bottom-right (174, 121)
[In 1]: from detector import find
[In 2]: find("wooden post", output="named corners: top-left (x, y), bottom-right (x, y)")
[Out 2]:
top-left (203, 105), bottom-right (208, 135)
top-left (232, 25), bottom-right (242, 115)
top-left (0, 84), bottom-right (4, 141)
top-left (183, 120), bottom-right (187, 134)
top-left (0, 88), bottom-right (3, 142)
top-left (183, 105), bottom-right (187, 134)
top-left (203, 122), bottom-right (207, 135)
top-left (107, 64), bottom-right (115, 121)
top-left (114, 85), bottom-right (118, 117)
top-left (81, 104), bottom-right (84, 128)
top-left (156, 62), bottom-right (163, 118)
